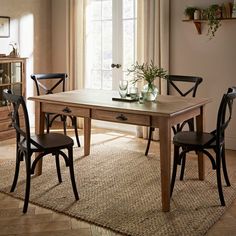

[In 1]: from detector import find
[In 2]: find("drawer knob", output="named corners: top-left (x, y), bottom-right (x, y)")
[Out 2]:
top-left (116, 114), bottom-right (127, 121)
top-left (62, 107), bottom-right (72, 114)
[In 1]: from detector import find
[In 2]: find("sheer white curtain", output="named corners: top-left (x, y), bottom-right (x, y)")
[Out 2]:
top-left (136, 0), bottom-right (169, 139)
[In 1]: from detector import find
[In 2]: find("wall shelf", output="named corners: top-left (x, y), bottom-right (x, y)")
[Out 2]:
top-left (183, 18), bottom-right (236, 34)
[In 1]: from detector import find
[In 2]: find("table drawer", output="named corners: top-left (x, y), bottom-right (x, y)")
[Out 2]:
top-left (42, 103), bottom-right (90, 118)
top-left (92, 109), bottom-right (150, 126)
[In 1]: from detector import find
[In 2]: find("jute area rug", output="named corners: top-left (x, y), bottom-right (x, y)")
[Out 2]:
top-left (0, 143), bottom-right (236, 236)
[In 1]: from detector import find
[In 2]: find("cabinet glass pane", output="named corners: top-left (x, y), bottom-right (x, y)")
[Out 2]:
top-left (0, 63), bottom-right (10, 84)
top-left (0, 85), bottom-right (10, 107)
top-left (11, 83), bottom-right (22, 95)
top-left (0, 62), bottom-right (22, 84)
top-left (11, 62), bottom-right (21, 83)
top-left (0, 61), bottom-right (22, 107)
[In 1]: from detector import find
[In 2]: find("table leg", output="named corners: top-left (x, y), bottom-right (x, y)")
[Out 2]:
top-left (196, 106), bottom-right (205, 180)
top-left (159, 117), bottom-right (171, 212)
top-left (84, 117), bottom-right (91, 156)
top-left (34, 102), bottom-right (45, 176)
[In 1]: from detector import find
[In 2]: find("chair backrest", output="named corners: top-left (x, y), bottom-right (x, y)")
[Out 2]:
top-left (3, 89), bottom-right (31, 150)
top-left (31, 73), bottom-right (68, 96)
top-left (216, 87), bottom-right (236, 145)
top-left (167, 75), bottom-right (203, 97)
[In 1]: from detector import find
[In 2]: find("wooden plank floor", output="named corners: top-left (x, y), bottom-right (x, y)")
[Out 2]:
top-left (0, 127), bottom-right (236, 236)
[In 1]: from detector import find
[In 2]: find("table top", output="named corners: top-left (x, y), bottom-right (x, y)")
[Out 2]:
top-left (29, 89), bottom-right (211, 117)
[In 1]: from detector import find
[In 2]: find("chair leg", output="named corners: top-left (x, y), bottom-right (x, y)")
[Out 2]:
top-left (171, 145), bottom-right (180, 197)
top-left (72, 117), bottom-right (81, 147)
top-left (179, 153), bottom-right (186, 181)
top-left (10, 150), bottom-right (22, 192)
top-left (216, 149), bottom-right (225, 206)
top-left (187, 118), bottom-right (194, 131)
top-left (68, 147), bottom-right (79, 200)
top-left (46, 114), bottom-right (50, 133)
top-left (23, 154), bottom-right (31, 213)
top-left (61, 115), bottom-right (67, 135)
top-left (221, 144), bottom-right (231, 186)
top-left (55, 154), bottom-right (62, 183)
top-left (145, 127), bottom-right (154, 156)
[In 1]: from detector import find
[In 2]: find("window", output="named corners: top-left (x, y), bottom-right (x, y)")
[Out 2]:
top-left (85, 0), bottom-right (137, 90)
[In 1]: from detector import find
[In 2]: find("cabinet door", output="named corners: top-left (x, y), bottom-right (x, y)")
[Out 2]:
top-left (0, 62), bottom-right (23, 107)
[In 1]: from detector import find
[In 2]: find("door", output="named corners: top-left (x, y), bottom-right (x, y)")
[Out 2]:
top-left (85, 0), bottom-right (137, 90)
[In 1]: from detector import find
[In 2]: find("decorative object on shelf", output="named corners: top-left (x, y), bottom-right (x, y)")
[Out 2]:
top-left (183, 3), bottom-right (236, 37)
top-left (194, 9), bottom-right (201, 20)
top-left (184, 7), bottom-right (198, 20)
top-left (127, 61), bottom-right (167, 102)
top-left (8, 42), bottom-right (19, 57)
top-left (232, 1), bottom-right (236, 18)
top-left (4, 74), bottom-right (10, 84)
top-left (222, 2), bottom-right (233, 18)
top-left (206, 4), bottom-right (222, 39)
top-left (0, 69), bottom-right (3, 83)
top-left (0, 16), bottom-right (10, 38)
top-left (201, 9), bottom-right (208, 20)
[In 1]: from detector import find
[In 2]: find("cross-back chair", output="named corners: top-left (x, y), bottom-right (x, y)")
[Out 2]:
top-left (170, 87), bottom-right (236, 206)
top-left (31, 73), bottom-right (80, 147)
top-left (3, 89), bottom-right (79, 213)
top-left (145, 75), bottom-right (203, 165)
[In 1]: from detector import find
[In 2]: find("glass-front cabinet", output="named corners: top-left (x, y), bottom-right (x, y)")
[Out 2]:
top-left (0, 57), bottom-right (26, 141)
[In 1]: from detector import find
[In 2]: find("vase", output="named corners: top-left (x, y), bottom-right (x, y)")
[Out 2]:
top-left (142, 83), bottom-right (159, 101)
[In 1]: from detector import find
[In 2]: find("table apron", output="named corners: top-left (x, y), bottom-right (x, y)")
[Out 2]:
top-left (42, 103), bottom-right (201, 128)
top-left (152, 107), bottom-right (201, 127)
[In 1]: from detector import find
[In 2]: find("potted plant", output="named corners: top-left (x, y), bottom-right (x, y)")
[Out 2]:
top-left (184, 6), bottom-right (198, 20)
top-left (206, 4), bottom-right (222, 39)
top-left (127, 61), bottom-right (167, 101)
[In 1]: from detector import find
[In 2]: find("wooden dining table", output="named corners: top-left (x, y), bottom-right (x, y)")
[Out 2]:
top-left (29, 89), bottom-right (210, 212)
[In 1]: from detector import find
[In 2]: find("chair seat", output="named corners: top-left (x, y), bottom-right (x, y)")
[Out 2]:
top-left (27, 133), bottom-right (74, 151)
top-left (173, 131), bottom-right (216, 148)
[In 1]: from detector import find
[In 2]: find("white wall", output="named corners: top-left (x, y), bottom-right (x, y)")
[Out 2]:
top-left (0, 0), bottom-right (52, 124)
top-left (170, 0), bottom-right (236, 149)
top-left (51, 0), bottom-right (68, 73)
top-left (0, 0), bottom-right (52, 81)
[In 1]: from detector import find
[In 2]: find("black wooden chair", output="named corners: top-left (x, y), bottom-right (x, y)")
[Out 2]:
top-left (170, 87), bottom-right (236, 206)
top-left (3, 89), bottom-right (79, 213)
top-left (31, 73), bottom-right (81, 147)
top-left (145, 75), bottom-right (203, 178)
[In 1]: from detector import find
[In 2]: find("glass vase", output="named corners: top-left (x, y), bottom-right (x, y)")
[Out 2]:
top-left (142, 83), bottom-right (159, 101)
